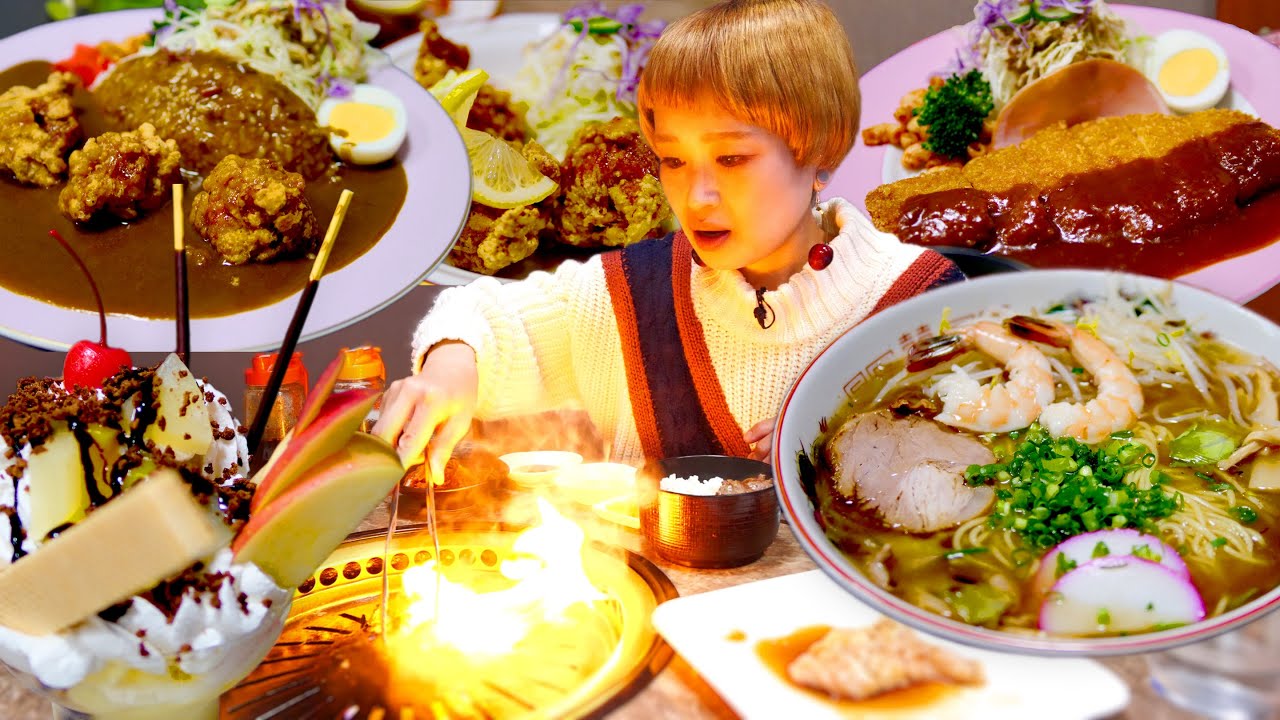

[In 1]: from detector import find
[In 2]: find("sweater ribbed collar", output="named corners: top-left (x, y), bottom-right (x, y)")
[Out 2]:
top-left (689, 198), bottom-right (905, 345)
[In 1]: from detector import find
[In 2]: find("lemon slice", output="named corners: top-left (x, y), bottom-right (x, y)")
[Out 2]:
top-left (464, 127), bottom-right (559, 209)
top-left (428, 68), bottom-right (489, 127)
top-left (350, 0), bottom-right (429, 14)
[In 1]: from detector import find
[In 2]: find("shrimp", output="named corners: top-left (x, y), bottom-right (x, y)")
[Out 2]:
top-left (1006, 316), bottom-right (1144, 444)
top-left (907, 322), bottom-right (1055, 433)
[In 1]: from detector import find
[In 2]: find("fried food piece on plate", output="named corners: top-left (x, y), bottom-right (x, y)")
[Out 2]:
top-left (864, 167), bottom-right (972, 233)
top-left (0, 72), bottom-right (83, 187)
top-left (58, 123), bottom-right (182, 223)
top-left (788, 619), bottom-right (984, 701)
top-left (469, 84), bottom-right (530, 144)
top-left (557, 117), bottom-right (671, 249)
top-left (448, 141), bottom-right (560, 275)
top-left (189, 155), bottom-right (320, 265)
top-left (413, 18), bottom-right (470, 88)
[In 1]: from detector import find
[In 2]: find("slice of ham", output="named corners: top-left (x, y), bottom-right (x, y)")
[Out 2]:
top-left (824, 411), bottom-right (995, 533)
top-left (993, 58), bottom-right (1171, 149)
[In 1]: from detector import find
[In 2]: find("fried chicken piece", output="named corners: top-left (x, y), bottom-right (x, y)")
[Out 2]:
top-left (448, 141), bottom-right (560, 275)
top-left (188, 155), bottom-right (320, 265)
top-left (0, 72), bottom-right (83, 187)
top-left (58, 123), bottom-right (183, 223)
top-left (413, 18), bottom-right (470, 89)
top-left (557, 117), bottom-right (671, 248)
top-left (469, 84), bottom-right (530, 144)
top-left (788, 620), bottom-right (984, 701)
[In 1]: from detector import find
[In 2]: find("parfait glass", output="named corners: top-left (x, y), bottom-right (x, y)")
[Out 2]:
top-left (1, 596), bottom-right (290, 720)
top-left (1147, 609), bottom-right (1280, 720)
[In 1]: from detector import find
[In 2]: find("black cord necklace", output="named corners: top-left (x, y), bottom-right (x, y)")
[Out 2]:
top-left (754, 287), bottom-right (775, 329)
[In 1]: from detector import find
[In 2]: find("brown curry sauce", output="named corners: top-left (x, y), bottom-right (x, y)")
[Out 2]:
top-left (0, 61), bottom-right (407, 319)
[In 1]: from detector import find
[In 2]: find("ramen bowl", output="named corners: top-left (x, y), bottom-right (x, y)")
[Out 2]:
top-left (639, 456), bottom-right (778, 569)
top-left (773, 270), bottom-right (1280, 656)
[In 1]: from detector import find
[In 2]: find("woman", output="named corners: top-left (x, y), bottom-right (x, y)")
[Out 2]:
top-left (375, 0), bottom-right (963, 481)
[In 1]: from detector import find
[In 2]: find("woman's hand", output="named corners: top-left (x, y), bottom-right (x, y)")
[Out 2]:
top-left (744, 417), bottom-right (776, 462)
top-left (373, 341), bottom-right (478, 484)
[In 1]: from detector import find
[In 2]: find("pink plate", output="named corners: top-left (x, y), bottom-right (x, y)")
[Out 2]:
top-left (0, 9), bottom-right (469, 351)
top-left (825, 5), bottom-right (1280, 305)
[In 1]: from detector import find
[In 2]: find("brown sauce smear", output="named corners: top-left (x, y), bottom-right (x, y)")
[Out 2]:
top-left (0, 60), bottom-right (406, 319)
top-left (755, 625), bottom-right (956, 713)
top-left (897, 124), bottom-right (1280, 279)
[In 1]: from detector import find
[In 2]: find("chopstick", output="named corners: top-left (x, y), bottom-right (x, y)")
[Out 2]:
top-left (173, 184), bottom-right (190, 366)
top-left (246, 189), bottom-right (354, 457)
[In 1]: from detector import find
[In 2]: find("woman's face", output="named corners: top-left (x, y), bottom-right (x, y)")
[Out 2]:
top-left (648, 99), bottom-right (821, 277)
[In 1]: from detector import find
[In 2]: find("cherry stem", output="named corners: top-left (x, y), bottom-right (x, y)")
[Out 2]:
top-left (49, 229), bottom-right (108, 347)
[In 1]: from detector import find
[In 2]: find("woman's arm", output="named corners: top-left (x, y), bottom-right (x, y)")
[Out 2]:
top-left (376, 257), bottom-right (608, 479)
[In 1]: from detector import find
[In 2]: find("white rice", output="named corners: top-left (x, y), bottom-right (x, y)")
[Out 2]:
top-left (660, 474), bottom-right (724, 496)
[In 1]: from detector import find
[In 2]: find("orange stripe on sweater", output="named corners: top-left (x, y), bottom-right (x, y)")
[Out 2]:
top-left (603, 250), bottom-right (664, 460)
top-left (670, 233), bottom-right (751, 458)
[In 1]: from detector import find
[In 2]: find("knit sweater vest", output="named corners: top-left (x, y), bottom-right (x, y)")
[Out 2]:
top-left (413, 199), bottom-right (963, 466)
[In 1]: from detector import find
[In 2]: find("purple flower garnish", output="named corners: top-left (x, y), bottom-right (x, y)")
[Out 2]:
top-left (163, 0), bottom-right (178, 13)
top-left (549, 1), bottom-right (667, 107)
top-left (320, 73), bottom-right (355, 99)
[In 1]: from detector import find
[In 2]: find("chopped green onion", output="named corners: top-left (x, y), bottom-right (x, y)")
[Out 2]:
top-left (1157, 333), bottom-right (1171, 347)
top-left (1055, 552), bottom-right (1078, 578)
top-left (1211, 537), bottom-right (1228, 548)
top-left (1231, 506), bottom-right (1259, 524)
top-left (1092, 541), bottom-right (1110, 558)
top-left (1132, 544), bottom-right (1161, 563)
top-left (1071, 367), bottom-right (1084, 375)
top-left (1097, 608), bottom-right (1111, 626)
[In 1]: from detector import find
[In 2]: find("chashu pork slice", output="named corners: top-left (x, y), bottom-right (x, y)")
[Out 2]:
top-left (824, 411), bottom-right (996, 533)
top-left (788, 619), bottom-right (985, 701)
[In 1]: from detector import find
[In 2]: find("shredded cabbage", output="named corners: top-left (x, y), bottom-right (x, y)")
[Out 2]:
top-left (509, 3), bottom-right (664, 160)
top-left (143, 0), bottom-right (383, 110)
top-left (949, 0), bottom-right (1147, 109)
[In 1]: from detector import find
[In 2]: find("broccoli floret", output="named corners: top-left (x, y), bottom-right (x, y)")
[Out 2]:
top-left (915, 70), bottom-right (995, 160)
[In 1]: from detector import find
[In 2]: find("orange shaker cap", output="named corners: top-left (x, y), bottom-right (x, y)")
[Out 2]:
top-left (338, 346), bottom-right (386, 382)
top-left (244, 352), bottom-right (308, 388)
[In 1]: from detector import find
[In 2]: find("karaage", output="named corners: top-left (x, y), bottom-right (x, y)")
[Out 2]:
top-left (0, 72), bottom-right (83, 187)
top-left (189, 155), bottom-right (320, 265)
top-left (58, 123), bottom-right (183, 224)
top-left (557, 117), bottom-right (671, 248)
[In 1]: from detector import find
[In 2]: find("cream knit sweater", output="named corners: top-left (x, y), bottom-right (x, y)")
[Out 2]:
top-left (412, 198), bottom-right (933, 466)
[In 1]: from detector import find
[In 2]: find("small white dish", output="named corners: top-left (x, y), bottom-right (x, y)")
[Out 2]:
top-left (553, 462), bottom-right (636, 506)
top-left (652, 570), bottom-right (1131, 720)
top-left (498, 450), bottom-right (582, 488)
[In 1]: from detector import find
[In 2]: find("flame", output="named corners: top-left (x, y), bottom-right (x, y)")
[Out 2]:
top-left (398, 498), bottom-right (605, 657)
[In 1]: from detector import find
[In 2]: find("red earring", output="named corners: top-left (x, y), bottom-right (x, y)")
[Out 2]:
top-left (808, 243), bottom-right (833, 270)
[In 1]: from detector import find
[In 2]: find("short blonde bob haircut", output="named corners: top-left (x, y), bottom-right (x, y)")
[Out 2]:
top-left (636, 0), bottom-right (860, 172)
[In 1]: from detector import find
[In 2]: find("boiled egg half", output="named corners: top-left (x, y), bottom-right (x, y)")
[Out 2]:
top-left (317, 84), bottom-right (408, 165)
top-left (1145, 29), bottom-right (1230, 114)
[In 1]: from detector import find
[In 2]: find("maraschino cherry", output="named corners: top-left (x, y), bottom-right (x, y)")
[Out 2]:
top-left (50, 229), bottom-right (132, 389)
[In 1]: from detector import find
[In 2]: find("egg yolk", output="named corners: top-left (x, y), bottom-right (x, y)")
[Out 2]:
top-left (1158, 48), bottom-right (1219, 98)
top-left (327, 101), bottom-right (397, 144)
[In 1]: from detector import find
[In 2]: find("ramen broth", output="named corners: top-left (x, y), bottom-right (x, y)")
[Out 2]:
top-left (810, 301), bottom-right (1280, 636)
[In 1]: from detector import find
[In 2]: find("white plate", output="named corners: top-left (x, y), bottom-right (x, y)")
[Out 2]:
top-left (0, 9), bottom-right (470, 351)
top-left (652, 570), bottom-right (1131, 720)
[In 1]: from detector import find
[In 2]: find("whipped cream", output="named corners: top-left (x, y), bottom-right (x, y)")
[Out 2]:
top-left (0, 548), bottom-right (289, 689)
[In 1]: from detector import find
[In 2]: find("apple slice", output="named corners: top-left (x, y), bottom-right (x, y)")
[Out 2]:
top-left (292, 351), bottom-right (350, 436)
top-left (144, 353), bottom-right (213, 461)
top-left (231, 433), bottom-right (403, 588)
top-left (249, 388), bottom-right (380, 513)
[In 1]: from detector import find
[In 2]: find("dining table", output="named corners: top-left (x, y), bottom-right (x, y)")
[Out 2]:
top-left (0, 499), bottom-right (1209, 719)
top-left (1, 1), bottom-right (1278, 717)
